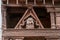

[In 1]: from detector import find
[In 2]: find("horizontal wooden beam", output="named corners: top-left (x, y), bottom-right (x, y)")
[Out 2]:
top-left (3, 29), bottom-right (60, 37)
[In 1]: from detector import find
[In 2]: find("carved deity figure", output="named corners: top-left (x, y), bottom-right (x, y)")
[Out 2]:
top-left (26, 17), bottom-right (34, 29)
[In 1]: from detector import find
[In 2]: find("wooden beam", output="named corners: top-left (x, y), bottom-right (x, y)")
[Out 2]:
top-left (3, 29), bottom-right (60, 37)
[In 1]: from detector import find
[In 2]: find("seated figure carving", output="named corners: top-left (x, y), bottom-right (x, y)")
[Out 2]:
top-left (21, 17), bottom-right (39, 29)
top-left (26, 17), bottom-right (34, 29)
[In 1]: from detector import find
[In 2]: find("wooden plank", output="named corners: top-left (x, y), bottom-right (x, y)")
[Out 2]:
top-left (3, 29), bottom-right (60, 37)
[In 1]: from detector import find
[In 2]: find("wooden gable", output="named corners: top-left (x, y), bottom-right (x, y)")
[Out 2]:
top-left (15, 8), bottom-right (44, 29)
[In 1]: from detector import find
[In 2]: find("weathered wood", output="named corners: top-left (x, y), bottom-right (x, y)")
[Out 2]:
top-left (50, 13), bottom-right (56, 29)
top-left (2, 6), bottom-right (6, 30)
top-left (2, 0), bottom-right (60, 40)
top-left (56, 13), bottom-right (60, 29)
top-left (3, 29), bottom-right (60, 37)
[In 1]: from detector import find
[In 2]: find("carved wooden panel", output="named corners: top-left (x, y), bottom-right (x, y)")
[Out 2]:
top-left (15, 8), bottom-right (44, 29)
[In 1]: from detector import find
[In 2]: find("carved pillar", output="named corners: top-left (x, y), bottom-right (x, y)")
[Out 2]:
top-left (50, 12), bottom-right (56, 29)
top-left (55, 13), bottom-right (60, 29)
top-left (2, 6), bottom-right (6, 29)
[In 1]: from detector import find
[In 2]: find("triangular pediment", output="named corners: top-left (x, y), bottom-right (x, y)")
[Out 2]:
top-left (15, 8), bottom-right (44, 29)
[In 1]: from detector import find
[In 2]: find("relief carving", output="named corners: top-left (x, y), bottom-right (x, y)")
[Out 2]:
top-left (15, 8), bottom-right (44, 29)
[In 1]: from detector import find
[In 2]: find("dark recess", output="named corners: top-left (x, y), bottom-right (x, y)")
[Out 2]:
top-left (6, 7), bottom-right (27, 28)
top-left (33, 7), bottom-right (51, 28)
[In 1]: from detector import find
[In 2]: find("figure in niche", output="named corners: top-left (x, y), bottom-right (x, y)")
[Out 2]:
top-left (26, 17), bottom-right (34, 29)
top-left (22, 16), bottom-right (39, 29)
